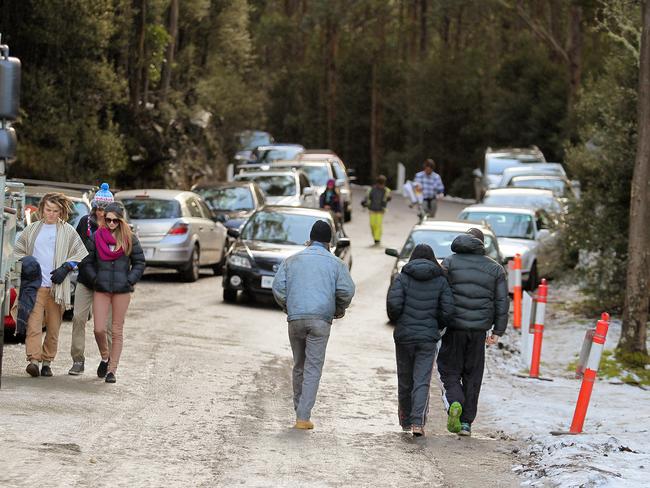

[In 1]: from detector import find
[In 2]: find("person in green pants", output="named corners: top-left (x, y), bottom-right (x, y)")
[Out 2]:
top-left (362, 175), bottom-right (391, 245)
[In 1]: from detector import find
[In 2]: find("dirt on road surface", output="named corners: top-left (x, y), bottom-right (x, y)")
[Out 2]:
top-left (0, 190), bottom-right (522, 487)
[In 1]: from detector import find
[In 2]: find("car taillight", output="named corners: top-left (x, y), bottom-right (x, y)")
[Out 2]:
top-left (168, 222), bottom-right (189, 235)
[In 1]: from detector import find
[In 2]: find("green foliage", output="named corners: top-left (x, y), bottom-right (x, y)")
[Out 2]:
top-left (567, 350), bottom-right (650, 386)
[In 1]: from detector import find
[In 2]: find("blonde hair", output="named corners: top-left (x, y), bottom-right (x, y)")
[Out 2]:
top-left (38, 192), bottom-right (72, 223)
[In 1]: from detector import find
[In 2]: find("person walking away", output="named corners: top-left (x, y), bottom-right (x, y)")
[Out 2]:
top-left (14, 193), bottom-right (88, 377)
top-left (87, 203), bottom-right (146, 383)
top-left (69, 183), bottom-right (115, 375)
top-left (361, 175), bottom-right (391, 245)
top-left (437, 228), bottom-right (508, 436)
top-left (387, 244), bottom-right (454, 437)
top-left (319, 179), bottom-right (343, 226)
top-left (272, 221), bottom-right (355, 429)
top-left (414, 159), bottom-right (444, 218)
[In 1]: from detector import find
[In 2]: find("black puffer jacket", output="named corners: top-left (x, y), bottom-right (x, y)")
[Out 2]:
top-left (387, 258), bottom-right (455, 344)
top-left (76, 215), bottom-right (98, 289)
top-left (86, 235), bottom-right (146, 294)
top-left (442, 234), bottom-right (509, 335)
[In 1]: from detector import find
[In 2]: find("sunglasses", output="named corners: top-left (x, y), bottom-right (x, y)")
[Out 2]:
top-left (105, 217), bottom-right (122, 224)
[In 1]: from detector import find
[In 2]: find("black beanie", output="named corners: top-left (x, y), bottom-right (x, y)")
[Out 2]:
top-left (467, 227), bottom-right (485, 243)
top-left (310, 220), bottom-right (332, 243)
top-left (104, 202), bottom-right (125, 219)
top-left (409, 243), bottom-right (436, 262)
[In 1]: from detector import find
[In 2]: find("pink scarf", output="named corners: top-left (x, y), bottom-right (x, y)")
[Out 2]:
top-left (95, 227), bottom-right (125, 261)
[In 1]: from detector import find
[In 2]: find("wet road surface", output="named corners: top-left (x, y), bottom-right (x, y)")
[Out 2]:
top-left (0, 190), bottom-right (521, 487)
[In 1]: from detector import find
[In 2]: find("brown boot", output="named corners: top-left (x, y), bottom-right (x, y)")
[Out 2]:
top-left (294, 420), bottom-right (314, 430)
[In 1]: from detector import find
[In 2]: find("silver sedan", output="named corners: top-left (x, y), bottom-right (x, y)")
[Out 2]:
top-left (116, 189), bottom-right (228, 282)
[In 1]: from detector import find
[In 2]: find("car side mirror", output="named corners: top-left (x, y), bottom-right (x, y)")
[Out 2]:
top-left (227, 228), bottom-right (240, 239)
top-left (536, 229), bottom-right (551, 241)
top-left (385, 248), bottom-right (399, 257)
top-left (303, 187), bottom-right (314, 196)
top-left (336, 237), bottom-right (351, 249)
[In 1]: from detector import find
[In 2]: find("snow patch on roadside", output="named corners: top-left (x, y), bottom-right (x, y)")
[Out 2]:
top-left (480, 282), bottom-right (650, 487)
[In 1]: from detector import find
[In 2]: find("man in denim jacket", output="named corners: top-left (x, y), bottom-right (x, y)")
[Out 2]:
top-left (273, 220), bottom-right (355, 430)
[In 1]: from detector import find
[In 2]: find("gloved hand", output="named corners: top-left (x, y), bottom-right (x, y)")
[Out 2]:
top-left (50, 263), bottom-right (74, 285)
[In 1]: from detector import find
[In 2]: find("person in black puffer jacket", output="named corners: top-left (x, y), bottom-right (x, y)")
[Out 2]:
top-left (387, 244), bottom-right (454, 437)
top-left (437, 228), bottom-right (508, 437)
top-left (86, 203), bottom-right (146, 384)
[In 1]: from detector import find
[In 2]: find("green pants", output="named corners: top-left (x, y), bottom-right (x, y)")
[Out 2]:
top-left (369, 211), bottom-right (384, 242)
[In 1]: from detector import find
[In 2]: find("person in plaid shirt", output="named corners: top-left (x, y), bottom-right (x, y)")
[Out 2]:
top-left (414, 159), bottom-right (445, 218)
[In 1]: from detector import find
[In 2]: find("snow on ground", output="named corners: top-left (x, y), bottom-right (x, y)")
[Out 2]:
top-left (480, 282), bottom-right (650, 487)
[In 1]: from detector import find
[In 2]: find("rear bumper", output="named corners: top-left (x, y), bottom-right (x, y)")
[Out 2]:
top-left (141, 243), bottom-right (194, 267)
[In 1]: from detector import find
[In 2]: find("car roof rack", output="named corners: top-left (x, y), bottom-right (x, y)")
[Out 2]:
top-left (10, 178), bottom-right (99, 192)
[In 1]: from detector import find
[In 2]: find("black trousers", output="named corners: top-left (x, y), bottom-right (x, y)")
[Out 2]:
top-left (395, 342), bottom-right (438, 428)
top-left (437, 329), bottom-right (486, 424)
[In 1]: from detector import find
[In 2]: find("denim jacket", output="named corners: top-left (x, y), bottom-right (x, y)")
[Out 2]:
top-left (272, 242), bottom-right (355, 323)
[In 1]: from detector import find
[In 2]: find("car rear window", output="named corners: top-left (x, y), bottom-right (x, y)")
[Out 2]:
top-left (196, 187), bottom-right (255, 212)
top-left (121, 199), bottom-right (181, 219)
top-left (242, 211), bottom-right (332, 245)
top-left (237, 175), bottom-right (296, 197)
top-left (300, 165), bottom-right (330, 186)
top-left (401, 230), bottom-right (498, 261)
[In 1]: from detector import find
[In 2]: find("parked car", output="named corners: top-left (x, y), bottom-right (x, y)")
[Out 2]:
top-left (298, 150), bottom-right (355, 221)
top-left (192, 181), bottom-right (265, 232)
top-left (234, 170), bottom-right (318, 207)
top-left (116, 189), bottom-right (228, 282)
top-left (457, 205), bottom-right (556, 290)
top-left (13, 178), bottom-right (95, 228)
top-left (482, 188), bottom-right (565, 215)
top-left (247, 143), bottom-right (305, 164)
top-left (507, 174), bottom-right (577, 200)
top-left (497, 163), bottom-right (566, 187)
top-left (234, 130), bottom-right (274, 163)
top-left (473, 146), bottom-right (546, 201)
top-left (222, 206), bottom-right (352, 303)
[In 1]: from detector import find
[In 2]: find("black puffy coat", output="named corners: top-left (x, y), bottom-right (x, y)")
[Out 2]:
top-left (76, 215), bottom-right (98, 289)
top-left (86, 235), bottom-right (146, 294)
top-left (441, 234), bottom-right (509, 335)
top-left (387, 258), bottom-right (455, 344)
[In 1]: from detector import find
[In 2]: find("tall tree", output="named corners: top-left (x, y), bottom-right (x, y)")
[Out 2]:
top-left (619, 0), bottom-right (650, 361)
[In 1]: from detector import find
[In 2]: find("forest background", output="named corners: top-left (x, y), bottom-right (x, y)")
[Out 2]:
top-left (0, 1), bottom-right (645, 330)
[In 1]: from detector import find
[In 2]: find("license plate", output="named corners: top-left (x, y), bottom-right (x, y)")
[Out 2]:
top-left (261, 275), bottom-right (274, 289)
top-left (143, 248), bottom-right (154, 259)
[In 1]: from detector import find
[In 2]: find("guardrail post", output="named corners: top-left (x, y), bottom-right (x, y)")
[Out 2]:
top-left (529, 279), bottom-right (548, 379)
top-left (513, 254), bottom-right (522, 329)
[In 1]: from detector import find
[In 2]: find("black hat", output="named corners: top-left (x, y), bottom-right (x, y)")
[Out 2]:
top-left (467, 228), bottom-right (484, 243)
top-left (104, 202), bottom-right (125, 219)
top-left (310, 220), bottom-right (332, 244)
top-left (409, 243), bottom-right (436, 262)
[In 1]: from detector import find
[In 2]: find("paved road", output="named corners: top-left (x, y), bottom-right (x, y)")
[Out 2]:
top-left (0, 190), bottom-right (520, 487)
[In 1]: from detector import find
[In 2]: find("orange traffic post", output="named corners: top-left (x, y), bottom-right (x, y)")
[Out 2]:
top-left (529, 279), bottom-right (548, 378)
top-left (569, 313), bottom-right (610, 434)
top-left (513, 254), bottom-right (522, 329)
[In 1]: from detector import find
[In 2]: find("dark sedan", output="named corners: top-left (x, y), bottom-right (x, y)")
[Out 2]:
top-left (222, 206), bottom-right (352, 303)
top-left (192, 181), bottom-right (266, 232)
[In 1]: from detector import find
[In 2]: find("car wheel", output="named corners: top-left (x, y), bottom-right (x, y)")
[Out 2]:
top-left (526, 262), bottom-right (539, 291)
top-left (223, 287), bottom-right (237, 303)
top-left (180, 246), bottom-right (201, 282)
top-left (213, 240), bottom-right (228, 275)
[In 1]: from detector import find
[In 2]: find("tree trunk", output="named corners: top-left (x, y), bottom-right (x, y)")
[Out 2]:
top-left (370, 62), bottom-right (379, 181)
top-left (619, 0), bottom-right (650, 361)
top-left (566, 4), bottom-right (582, 111)
top-left (325, 16), bottom-right (339, 150)
top-left (419, 0), bottom-right (428, 58)
top-left (130, 0), bottom-right (146, 110)
top-left (160, 0), bottom-right (178, 101)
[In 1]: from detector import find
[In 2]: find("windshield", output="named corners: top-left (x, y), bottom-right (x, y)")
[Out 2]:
top-left (242, 212), bottom-right (332, 245)
top-left (260, 147), bottom-right (303, 162)
top-left (486, 156), bottom-right (544, 176)
top-left (300, 165), bottom-right (330, 186)
top-left (510, 177), bottom-right (567, 196)
top-left (400, 230), bottom-right (498, 261)
top-left (121, 199), bottom-right (181, 219)
top-left (459, 211), bottom-right (535, 239)
top-left (237, 175), bottom-right (296, 197)
top-left (482, 193), bottom-right (562, 213)
top-left (196, 187), bottom-right (254, 212)
top-left (24, 196), bottom-right (89, 227)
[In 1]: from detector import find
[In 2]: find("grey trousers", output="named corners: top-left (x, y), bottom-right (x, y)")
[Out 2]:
top-left (71, 282), bottom-right (111, 363)
top-left (288, 319), bottom-right (331, 421)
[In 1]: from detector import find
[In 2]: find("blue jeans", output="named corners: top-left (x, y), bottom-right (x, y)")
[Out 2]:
top-left (288, 319), bottom-right (331, 421)
top-left (396, 341), bottom-right (438, 427)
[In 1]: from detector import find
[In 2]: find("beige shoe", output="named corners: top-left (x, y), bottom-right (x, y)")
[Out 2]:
top-left (294, 420), bottom-right (314, 430)
top-left (412, 425), bottom-right (425, 437)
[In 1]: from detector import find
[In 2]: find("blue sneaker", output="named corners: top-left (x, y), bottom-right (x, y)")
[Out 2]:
top-left (458, 422), bottom-right (471, 436)
top-left (447, 402), bottom-right (462, 433)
